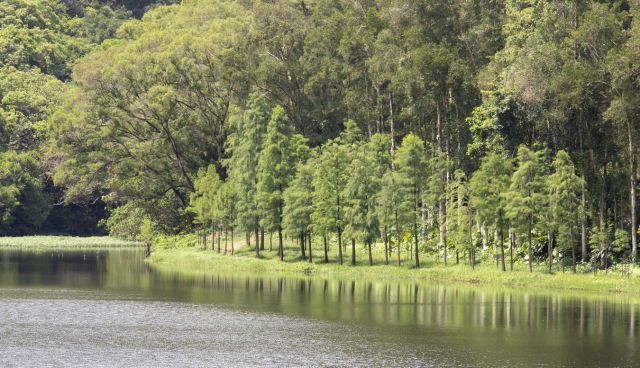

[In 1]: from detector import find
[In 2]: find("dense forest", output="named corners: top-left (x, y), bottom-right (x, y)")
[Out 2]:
top-left (2, 0), bottom-right (640, 270)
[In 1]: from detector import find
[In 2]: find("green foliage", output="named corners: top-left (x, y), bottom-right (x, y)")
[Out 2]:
top-left (79, 5), bottom-right (132, 44)
top-left (227, 92), bottom-right (270, 233)
top-left (0, 0), bottom-right (90, 79)
top-left (190, 165), bottom-right (222, 225)
top-left (101, 202), bottom-right (145, 240)
top-left (0, 150), bottom-right (49, 235)
top-left (283, 160), bottom-right (314, 237)
top-left (312, 138), bottom-right (349, 237)
top-left (343, 139), bottom-right (381, 245)
top-left (137, 216), bottom-right (155, 244)
top-left (256, 105), bottom-right (298, 232)
top-left (470, 151), bottom-right (512, 234)
top-left (547, 150), bottom-right (583, 250)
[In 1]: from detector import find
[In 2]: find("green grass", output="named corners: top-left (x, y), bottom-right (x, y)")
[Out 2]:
top-left (0, 236), bottom-right (143, 249)
top-left (150, 233), bottom-right (640, 294)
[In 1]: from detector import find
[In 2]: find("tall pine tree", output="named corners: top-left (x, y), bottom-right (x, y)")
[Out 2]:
top-left (257, 106), bottom-right (297, 261)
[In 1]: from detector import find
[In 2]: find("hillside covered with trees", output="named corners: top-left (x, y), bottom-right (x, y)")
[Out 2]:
top-left (2, 0), bottom-right (640, 270)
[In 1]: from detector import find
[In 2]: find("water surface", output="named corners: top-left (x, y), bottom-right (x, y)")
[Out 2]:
top-left (0, 249), bottom-right (638, 367)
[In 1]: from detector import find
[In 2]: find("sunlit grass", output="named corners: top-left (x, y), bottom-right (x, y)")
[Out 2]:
top-left (0, 236), bottom-right (143, 249)
top-left (151, 233), bottom-right (640, 294)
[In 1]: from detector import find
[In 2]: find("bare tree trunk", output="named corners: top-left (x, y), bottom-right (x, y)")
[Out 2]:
top-left (628, 118), bottom-right (637, 261)
top-left (528, 212), bottom-right (533, 273)
top-left (548, 226), bottom-right (553, 273)
top-left (351, 239), bottom-right (356, 266)
top-left (599, 175), bottom-right (607, 267)
top-left (301, 232), bottom-right (307, 260)
top-left (384, 225), bottom-right (389, 265)
top-left (482, 223), bottom-right (489, 250)
top-left (500, 223), bottom-right (506, 272)
top-left (437, 103), bottom-right (447, 266)
top-left (338, 226), bottom-right (343, 265)
top-left (308, 232), bottom-right (313, 263)
top-left (509, 230), bottom-right (514, 271)
top-left (261, 228), bottom-right (265, 251)
top-left (581, 174), bottom-right (588, 262)
top-left (278, 226), bottom-right (284, 261)
top-left (255, 217), bottom-right (260, 258)
top-left (368, 241), bottom-right (372, 266)
top-left (269, 232), bottom-right (273, 251)
top-left (570, 214), bottom-right (576, 273)
top-left (217, 227), bottom-right (221, 253)
top-left (396, 210), bottom-right (401, 267)
top-left (324, 236), bottom-right (329, 263)
top-left (469, 204), bottom-right (474, 270)
top-left (390, 92), bottom-right (395, 167)
top-left (414, 220), bottom-right (420, 268)
top-left (212, 222), bottom-right (215, 252)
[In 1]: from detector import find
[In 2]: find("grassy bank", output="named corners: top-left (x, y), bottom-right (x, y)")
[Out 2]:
top-left (0, 236), bottom-right (143, 249)
top-left (150, 233), bottom-right (640, 294)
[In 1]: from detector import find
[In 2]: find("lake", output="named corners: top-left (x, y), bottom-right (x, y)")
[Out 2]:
top-left (0, 248), bottom-right (638, 367)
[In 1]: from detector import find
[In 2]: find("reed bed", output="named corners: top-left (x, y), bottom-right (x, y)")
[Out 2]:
top-left (0, 236), bottom-right (143, 249)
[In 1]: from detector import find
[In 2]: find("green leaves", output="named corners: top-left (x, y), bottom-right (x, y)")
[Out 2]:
top-left (256, 105), bottom-right (297, 232)
top-left (0, 150), bottom-right (49, 234)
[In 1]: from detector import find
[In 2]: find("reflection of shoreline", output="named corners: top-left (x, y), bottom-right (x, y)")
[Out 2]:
top-left (148, 264), bottom-right (640, 340)
top-left (148, 246), bottom-right (640, 296)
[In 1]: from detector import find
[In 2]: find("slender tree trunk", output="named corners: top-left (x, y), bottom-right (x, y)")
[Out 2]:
top-left (528, 212), bottom-right (533, 273)
top-left (278, 226), bottom-right (283, 261)
top-left (308, 232), bottom-right (313, 263)
top-left (338, 226), bottom-right (343, 265)
top-left (396, 210), bottom-right (401, 267)
top-left (231, 227), bottom-right (234, 256)
top-left (203, 225), bottom-right (207, 250)
top-left (224, 227), bottom-right (228, 254)
top-left (581, 174), bottom-right (588, 262)
top-left (469, 205), bottom-right (474, 270)
top-left (628, 118), bottom-right (637, 261)
top-left (548, 226), bottom-right (553, 273)
top-left (301, 232), bottom-right (307, 260)
top-left (351, 239), bottom-right (356, 266)
top-left (212, 222), bottom-right (215, 252)
top-left (261, 228), bottom-right (265, 251)
top-left (246, 232), bottom-right (250, 248)
top-left (500, 222), bottom-right (506, 272)
top-left (570, 215), bottom-right (576, 273)
top-left (217, 227), bottom-right (221, 253)
top-left (414, 220), bottom-right (420, 268)
top-left (390, 92), bottom-right (395, 157)
top-left (324, 236), bottom-right (329, 263)
top-left (437, 102), bottom-right (447, 266)
top-left (368, 240), bottom-right (372, 266)
top-left (384, 225), bottom-right (389, 265)
top-left (270, 232), bottom-right (273, 251)
top-left (509, 230), bottom-right (514, 271)
top-left (255, 217), bottom-right (260, 258)
top-left (599, 175), bottom-right (607, 267)
top-left (482, 223), bottom-right (488, 250)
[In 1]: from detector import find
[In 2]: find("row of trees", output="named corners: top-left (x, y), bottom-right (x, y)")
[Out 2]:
top-left (191, 92), bottom-right (628, 272)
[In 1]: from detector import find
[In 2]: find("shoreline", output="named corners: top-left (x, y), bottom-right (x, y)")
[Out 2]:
top-left (149, 235), bottom-right (640, 295)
